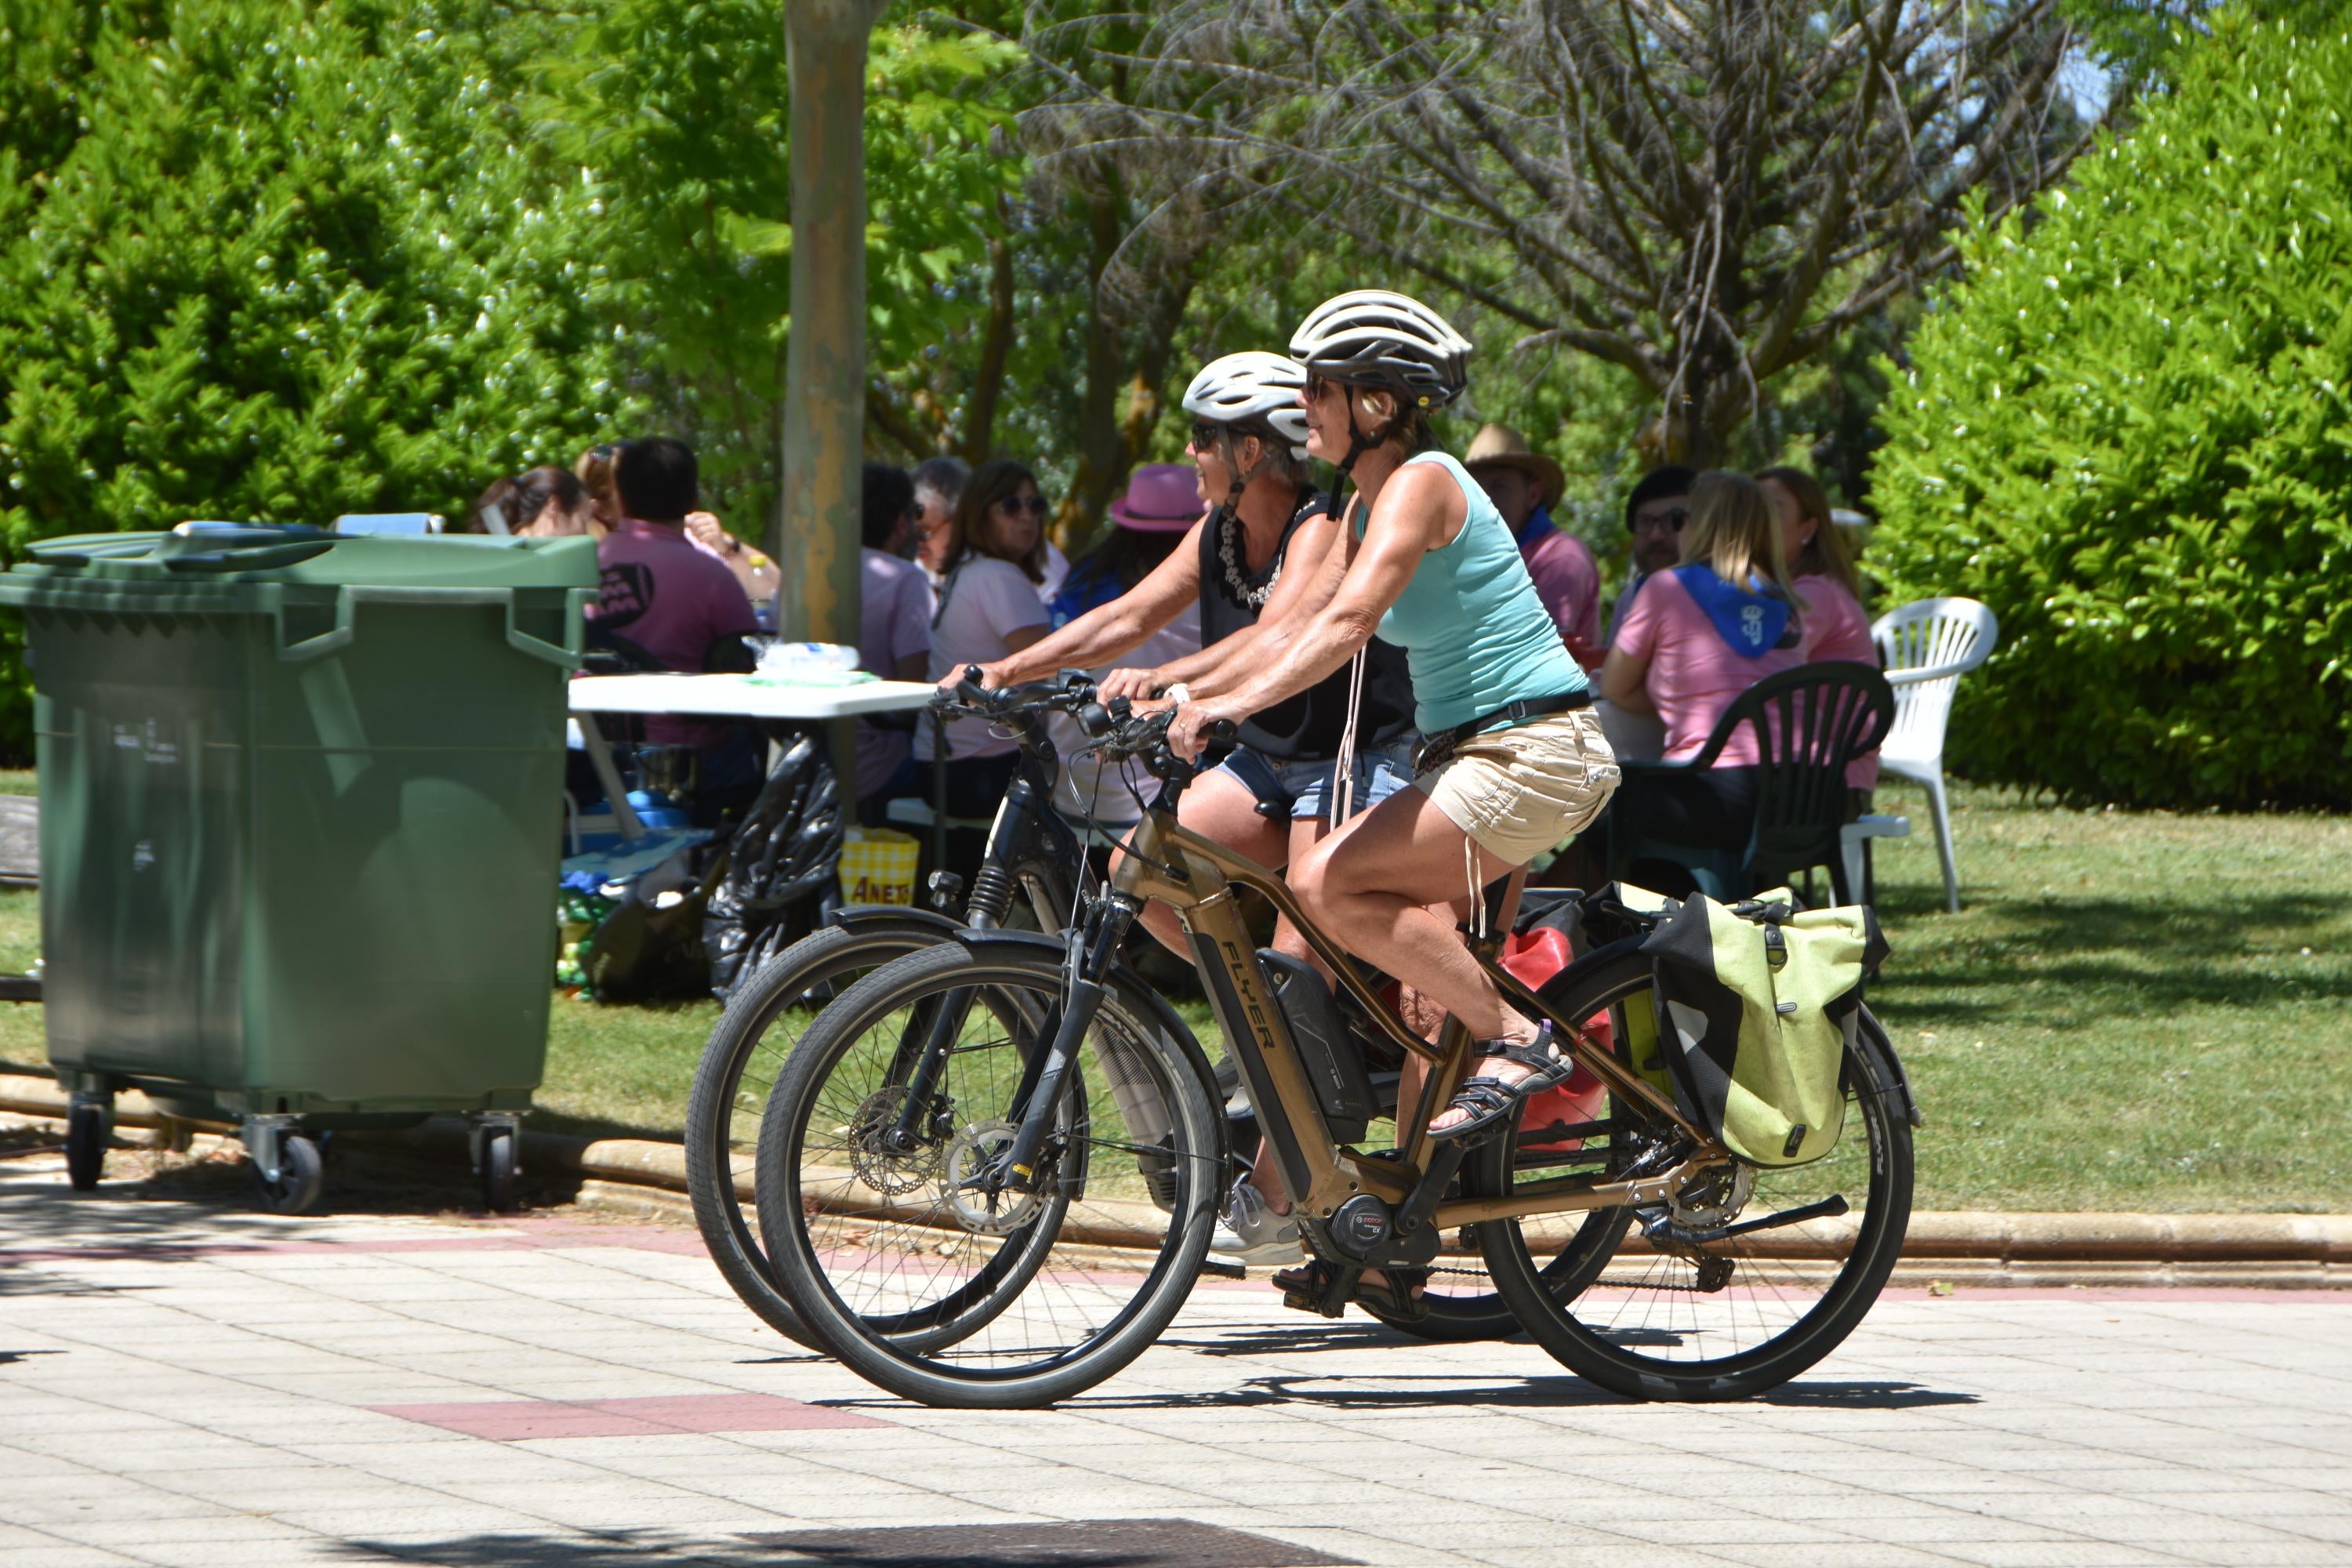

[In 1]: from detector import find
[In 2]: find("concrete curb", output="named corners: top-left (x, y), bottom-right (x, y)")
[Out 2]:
top-left (7, 1070), bottom-right (2349, 1284)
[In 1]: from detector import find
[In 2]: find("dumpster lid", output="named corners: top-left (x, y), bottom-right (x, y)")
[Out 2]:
top-left (4, 524), bottom-right (597, 592)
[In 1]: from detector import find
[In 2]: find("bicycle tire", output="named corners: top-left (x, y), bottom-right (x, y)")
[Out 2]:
top-left (1475, 952), bottom-right (1915, 1401)
top-left (756, 939), bottom-right (1221, 1408)
top-left (1359, 959), bottom-right (1651, 1343)
top-left (684, 918), bottom-right (948, 1346)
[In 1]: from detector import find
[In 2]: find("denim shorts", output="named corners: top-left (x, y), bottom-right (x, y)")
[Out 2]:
top-left (1212, 739), bottom-right (1418, 822)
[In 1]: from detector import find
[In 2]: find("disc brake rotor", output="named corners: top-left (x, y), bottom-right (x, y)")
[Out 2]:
top-left (844, 1087), bottom-right (938, 1198)
top-left (942, 1119), bottom-right (1046, 1236)
top-left (1668, 1163), bottom-right (1756, 1230)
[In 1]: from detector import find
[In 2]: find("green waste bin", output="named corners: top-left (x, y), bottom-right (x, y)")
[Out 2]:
top-left (0, 523), bottom-right (598, 1212)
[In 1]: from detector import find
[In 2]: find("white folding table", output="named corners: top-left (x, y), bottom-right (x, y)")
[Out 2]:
top-left (566, 673), bottom-right (936, 838)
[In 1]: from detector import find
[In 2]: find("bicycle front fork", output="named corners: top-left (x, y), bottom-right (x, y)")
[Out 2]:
top-left (991, 892), bottom-right (1142, 1192)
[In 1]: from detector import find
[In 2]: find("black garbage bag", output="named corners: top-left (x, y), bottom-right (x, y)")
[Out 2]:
top-left (580, 844), bottom-right (718, 1003)
top-left (702, 729), bottom-right (844, 998)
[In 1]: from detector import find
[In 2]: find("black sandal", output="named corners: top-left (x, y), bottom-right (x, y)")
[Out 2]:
top-left (1429, 1022), bottom-right (1573, 1143)
top-left (1272, 1261), bottom-right (1432, 1323)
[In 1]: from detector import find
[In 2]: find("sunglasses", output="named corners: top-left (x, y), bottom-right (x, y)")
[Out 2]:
top-left (994, 493), bottom-right (1051, 519)
top-left (1305, 373), bottom-right (1347, 402)
top-left (1632, 506), bottom-right (1691, 535)
top-left (1189, 423), bottom-right (1228, 452)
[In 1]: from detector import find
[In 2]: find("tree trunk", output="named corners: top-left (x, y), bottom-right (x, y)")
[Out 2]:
top-left (777, 0), bottom-right (877, 644)
top-left (956, 228), bottom-right (1016, 463)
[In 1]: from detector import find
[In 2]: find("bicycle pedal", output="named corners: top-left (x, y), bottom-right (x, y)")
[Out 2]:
top-left (1198, 1256), bottom-right (1246, 1281)
top-left (1278, 1283), bottom-right (1347, 1319)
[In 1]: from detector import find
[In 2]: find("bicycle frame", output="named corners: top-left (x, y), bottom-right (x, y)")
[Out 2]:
top-left (1111, 804), bottom-right (1729, 1234)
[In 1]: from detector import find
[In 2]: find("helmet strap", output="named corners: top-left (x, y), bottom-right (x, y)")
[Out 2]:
top-left (1328, 387), bottom-right (1394, 533)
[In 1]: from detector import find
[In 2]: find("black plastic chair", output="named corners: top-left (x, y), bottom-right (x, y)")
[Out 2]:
top-left (1607, 661), bottom-right (1894, 906)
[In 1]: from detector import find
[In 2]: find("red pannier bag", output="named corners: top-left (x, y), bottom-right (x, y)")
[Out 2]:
top-left (1497, 926), bottom-right (1609, 1150)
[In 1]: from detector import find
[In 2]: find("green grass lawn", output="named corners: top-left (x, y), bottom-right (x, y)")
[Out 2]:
top-left (1, 782), bottom-right (2344, 1212)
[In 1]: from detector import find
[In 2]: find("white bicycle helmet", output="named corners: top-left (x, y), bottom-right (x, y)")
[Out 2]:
top-left (1288, 289), bottom-right (1472, 409)
top-left (1181, 351), bottom-right (1311, 457)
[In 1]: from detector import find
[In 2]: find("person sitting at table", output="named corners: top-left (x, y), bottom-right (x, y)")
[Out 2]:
top-left (1759, 463), bottom-right (1880, 810)
top-left (1596, 470), bottom-right (1804, 894)
top-left (587, 437), bottom-right (765, 823)
top-left (913, 459), bottom-right (1054, 874)
top-left (1463, 423), bottom-right (1602, 665)
top-left (469, 466), bottom-right (601, 537)
top-left (857, 462), bottom-right (933, 808)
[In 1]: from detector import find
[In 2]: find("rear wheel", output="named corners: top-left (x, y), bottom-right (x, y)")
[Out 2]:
top-left (1474, 956), bottom-right (1913, 1401)
top-left (756, 941), bottom-right (1221, 1408)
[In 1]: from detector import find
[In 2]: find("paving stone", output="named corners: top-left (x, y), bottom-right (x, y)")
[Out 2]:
top-left (5, 1159), bottom-right (2351, 1568)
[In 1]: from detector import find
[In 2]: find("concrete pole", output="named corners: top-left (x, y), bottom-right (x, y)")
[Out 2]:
top-left (775, 0), bottom-right (877, 645)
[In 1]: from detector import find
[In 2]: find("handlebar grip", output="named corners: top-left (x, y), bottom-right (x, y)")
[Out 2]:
top-left (1200, 717), bottom-right (1240, 745)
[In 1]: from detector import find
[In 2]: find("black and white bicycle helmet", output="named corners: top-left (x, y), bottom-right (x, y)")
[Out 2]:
top-left (1288, 289), bottom-right (1472, 409)
top-left (1181, 352), bottom-right (1311, 457)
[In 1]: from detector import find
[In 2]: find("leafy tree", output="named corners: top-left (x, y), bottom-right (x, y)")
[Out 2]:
top-left (528, 0), bottom-right (1022, 532)
top-left (1073, 0), bottom-right (2097, 460)
top-left (0, 0), bottom-right (637, 754)
top-left (1869, 16), bottom-right (2352, 808)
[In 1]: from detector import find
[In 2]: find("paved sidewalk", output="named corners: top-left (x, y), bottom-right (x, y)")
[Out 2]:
top-left (2, 1149), bottom-right (2348, 1567)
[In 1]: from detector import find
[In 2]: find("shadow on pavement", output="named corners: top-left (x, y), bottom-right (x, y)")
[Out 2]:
top-left (330, 1534), bottom-right (724, 1567)
top-left (1764, 1380), bottom-right (1980, 1409)
top-left (822, 1374), bottom-right (1975, 1415)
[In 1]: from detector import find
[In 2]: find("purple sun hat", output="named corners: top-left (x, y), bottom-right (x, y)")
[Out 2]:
top-left (1107, 463), bottom-right (1208, 532)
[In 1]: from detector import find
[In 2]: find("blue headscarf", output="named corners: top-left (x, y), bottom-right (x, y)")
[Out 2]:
top-left (1671, 565), bottom-right (1794, 659)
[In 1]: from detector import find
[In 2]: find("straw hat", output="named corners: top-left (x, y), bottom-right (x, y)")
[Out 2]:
top-left (1462, 424), bottom-right (1565, 506)
top-left (1107, 463), bottom-right (1208, 532)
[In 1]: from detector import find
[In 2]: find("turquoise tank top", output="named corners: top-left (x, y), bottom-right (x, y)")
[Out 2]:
top-left (1354, 451), bottom-right (1588, 735)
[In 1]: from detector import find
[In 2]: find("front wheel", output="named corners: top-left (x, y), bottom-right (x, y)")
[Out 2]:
top-left (1473, 960), bottom-right (1913, 1401)
top-left (755, 940), bottom-right (1222, 1408)
top-left (685, 918), bottom-right (949, 1346)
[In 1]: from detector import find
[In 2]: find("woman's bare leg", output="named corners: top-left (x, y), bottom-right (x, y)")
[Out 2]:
top-left (1290, 790), bottom-right (1546, 1134)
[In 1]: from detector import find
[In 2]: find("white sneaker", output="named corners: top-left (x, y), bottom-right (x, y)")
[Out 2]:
top-left (1210, 1180), bottom-right (1303, 1264)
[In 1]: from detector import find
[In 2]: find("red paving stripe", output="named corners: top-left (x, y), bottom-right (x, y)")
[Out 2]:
top-left (371, 1392), bottom-right (891, 1439)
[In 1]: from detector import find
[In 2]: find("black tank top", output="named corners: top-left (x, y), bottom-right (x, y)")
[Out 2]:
top-left (1197, 495), bottom-right (1416, 759)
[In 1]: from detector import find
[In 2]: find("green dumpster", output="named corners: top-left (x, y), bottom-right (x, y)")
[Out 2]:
top-left (0, 523), bottom-right (597, 1211)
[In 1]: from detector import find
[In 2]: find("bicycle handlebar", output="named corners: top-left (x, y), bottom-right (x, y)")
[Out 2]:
top-left (933, 670), bottom-right (1235, 788)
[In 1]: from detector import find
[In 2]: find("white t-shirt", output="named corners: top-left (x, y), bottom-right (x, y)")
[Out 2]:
top-left (920, 556), bottom-right (1051, 761)
top-left (1049, 609), bottom-right (1203, 828)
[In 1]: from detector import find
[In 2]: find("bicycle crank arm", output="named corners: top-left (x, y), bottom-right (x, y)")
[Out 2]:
top-left (1675, 1194), bottom-right (1850, 1247)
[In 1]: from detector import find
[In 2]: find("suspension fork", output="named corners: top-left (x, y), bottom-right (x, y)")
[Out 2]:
top-left (887, 768), bottom-right (1074, 1148)
top-left (990, 891), bottom-right (1142, 1192)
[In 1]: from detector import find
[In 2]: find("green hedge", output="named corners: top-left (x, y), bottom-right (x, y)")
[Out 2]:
top-left (1869, 17), bottom-right (2352, 808)
top-left (0, 0), bottom-right (636, 760)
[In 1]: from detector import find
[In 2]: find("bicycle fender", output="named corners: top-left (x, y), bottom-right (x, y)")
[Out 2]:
top-left (829, 905), bottom-right (964, 937)
top-left (943, 928), bottom-right (1227, 1126)
top-left (1854, 1005), bottom-right (1926, 1128)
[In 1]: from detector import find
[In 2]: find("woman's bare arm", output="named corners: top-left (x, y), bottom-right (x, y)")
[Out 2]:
top-left (950, 524), bottom-right (1205, 688)
top-left (1171, 467), bottom-right (1460, 757)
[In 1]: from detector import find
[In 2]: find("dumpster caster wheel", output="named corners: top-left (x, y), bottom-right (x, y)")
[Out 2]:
top-left (479, 1127), bottom-right (518, 1212)
top-left (256, 1134), bottom-right (325, 1214)
top-left (65, 1102), bottom-right (109, 1192)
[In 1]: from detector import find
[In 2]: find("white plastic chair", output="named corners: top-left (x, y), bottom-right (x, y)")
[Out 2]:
top-left (1870, 597), bottom-right (1999, 912)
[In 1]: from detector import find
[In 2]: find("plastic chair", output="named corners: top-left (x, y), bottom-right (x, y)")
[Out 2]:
top-left (1870, 597), bottom-right (1998, 913)
top-left (1608, 662), bottom-right (1895, 906)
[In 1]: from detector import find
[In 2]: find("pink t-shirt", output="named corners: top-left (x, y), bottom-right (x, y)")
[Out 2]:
top-left (587, 517), bottom-right (760, 746)
top-left (1612, 569), bottom-right (1804, 765)
top-left (1795, 573), bottom-right (1881, 789)
top-left (1520, 526), bottom-right (1602, 662)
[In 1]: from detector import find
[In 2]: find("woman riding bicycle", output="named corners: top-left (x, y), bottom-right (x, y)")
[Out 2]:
top-left (964, 350), bottom-right (1417, 961)
top-left (1169, 291), bottom-right (1620, 1145)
